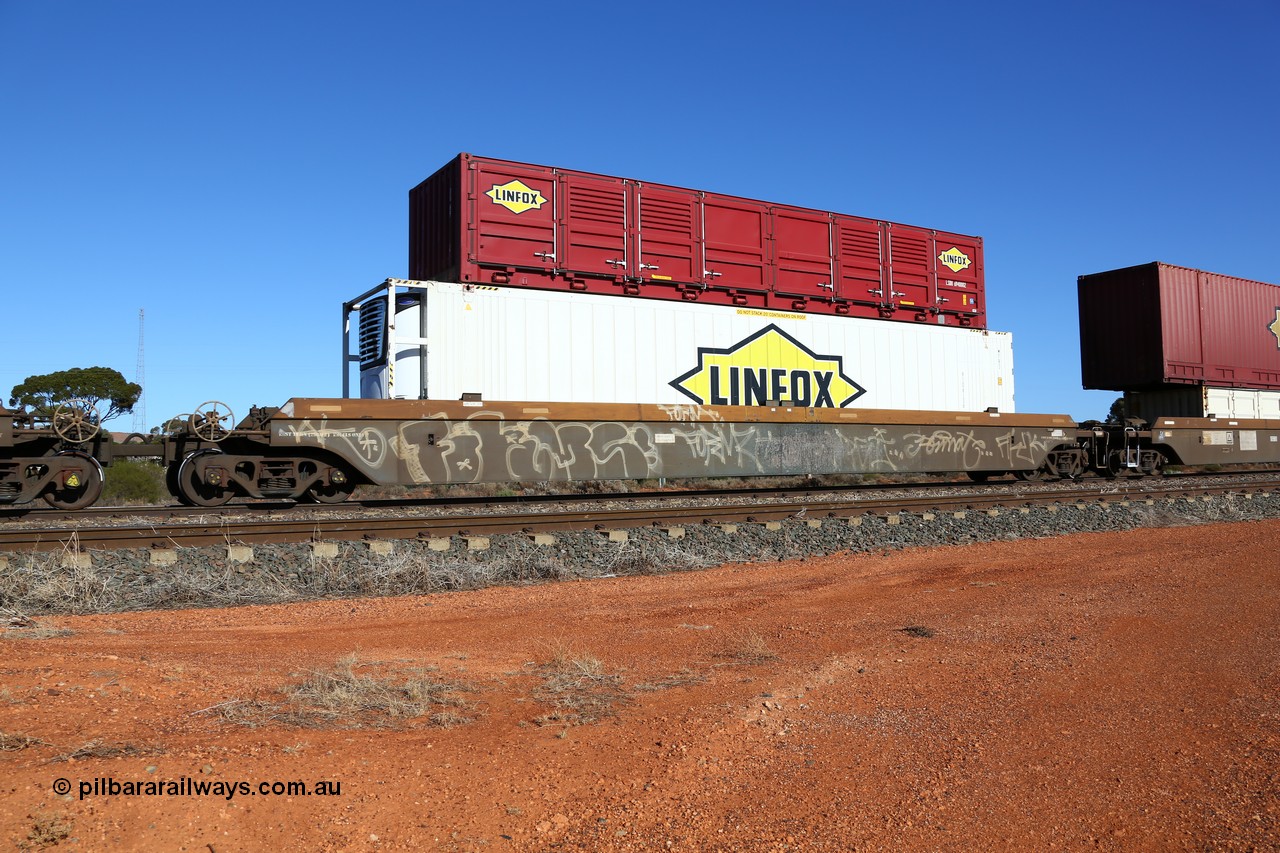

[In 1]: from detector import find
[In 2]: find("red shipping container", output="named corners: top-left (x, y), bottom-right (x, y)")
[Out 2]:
top-left (409, 154), bottom-right (986, 328)
top-left (1078, 262), bottom-right (1280, 391)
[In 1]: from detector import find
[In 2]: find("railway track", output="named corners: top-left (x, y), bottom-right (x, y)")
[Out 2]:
top-left (6, 468), bottom-right (1279, 524)
top-left (3, 476), bottom-right (1277, 553)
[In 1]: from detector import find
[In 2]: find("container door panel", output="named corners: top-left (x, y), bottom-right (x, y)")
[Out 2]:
top-left (559, 174), bottom-right (630, 278)
top-left (636, 185), bottom-right (700, 284)
top-left (1199, 271), bottom-right (1280, 386)
top-left (702, 197), bottom-right (769, 292)
top-left (834, 217), bottom-right (886, 306)
top-left (773, 208), bottom-right (835, 298)
top-left (886, 224), bottom-right (933, 312)
top-left (468, 161), bottom-right (557, 272)
top-left (934, 231), bottom-right (983, 320)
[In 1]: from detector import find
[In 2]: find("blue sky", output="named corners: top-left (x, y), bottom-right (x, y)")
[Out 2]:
top-left (3, 1), bottom-right (1277, 429)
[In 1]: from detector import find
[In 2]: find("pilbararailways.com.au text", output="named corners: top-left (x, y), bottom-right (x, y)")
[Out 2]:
top-left (54, 776), bottom-right (343, 801)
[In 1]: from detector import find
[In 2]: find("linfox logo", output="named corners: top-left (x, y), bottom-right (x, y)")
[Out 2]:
top-left (485, 179), bottom-right (547, 214)
top-left (1269, 307), bottom-right (1280, 349)
top-left (670, 324), bottom-right (866, 408)
top-left (938, 247), bottom-right (972, 273)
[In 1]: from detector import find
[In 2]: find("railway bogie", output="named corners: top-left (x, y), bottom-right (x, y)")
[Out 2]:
top-left (0, 405), bottom-right (109, 509)
top-left (169, 447), bottom-right (357, 506)
top-left (155, 404), bottom-right (358, 506)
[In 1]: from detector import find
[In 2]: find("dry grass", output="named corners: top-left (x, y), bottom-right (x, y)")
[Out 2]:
top-left (0, 552), bottom-right (114, 615)
top-left (216, 653), bottom-right (476, 729)
top-left (0, 731), bottom-right (48, 752)
top-left (1, 607), bottom-right (73, 640)
top-left (2, 624), bottom-right (74, 641)
top-left (530, 642), bottom-right (631, 726)
top-left (634, 668), bottom-right (707, 692)
top-left (50, 740), bottom-right (150, 762)
top-left (21, 811), bottom-right (73, 851)
top-left (715, 629), bottom-right (780, 665)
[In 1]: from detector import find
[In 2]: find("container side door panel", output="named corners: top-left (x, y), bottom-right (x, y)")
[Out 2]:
top-left (467, 161), bottom-right (557, 276)
top-left (636, 185), bottom-right (700, 284)
top-left (1199, 271), bottom-right (1280, 388)
top-left (934, 231), bottom-right (983, 321)
top-left (1158, 265), bottom-right (1205, 381)
top-left (702, 196), bottom-right (769, 292)
top-left (773, 207), bottom-right (836, 298)
top-left (834, 216), bottom-right (886, 306)
top-left (559, 173), bottom-right (630, 279)
top-left (886, 224), bottom-right (933, 313)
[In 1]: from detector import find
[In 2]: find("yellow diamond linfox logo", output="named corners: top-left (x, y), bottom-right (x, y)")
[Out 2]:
top-left (485, 179), bottom-right (547, 214)
top-left (670, 324), bottom-right (866, 408)
top-left (1269, 307), bottom-right (1280, 349)
top-left (939, 247), bottom-right (972, 273)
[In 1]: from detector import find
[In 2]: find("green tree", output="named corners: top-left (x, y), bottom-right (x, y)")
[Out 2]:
top-left (1104, 396), bottom-right (1126, 425)
top-left (9, 366), bottom-right (142, 422)
top-left (150, 414), bottom-right (188, 436)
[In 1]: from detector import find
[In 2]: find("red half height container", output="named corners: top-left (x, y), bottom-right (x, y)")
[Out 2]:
top-left (409, 154), bottom-right (986, 328)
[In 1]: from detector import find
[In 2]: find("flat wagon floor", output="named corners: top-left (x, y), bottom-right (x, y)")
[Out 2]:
top-left (1, 521), bottom-right (1277, 851)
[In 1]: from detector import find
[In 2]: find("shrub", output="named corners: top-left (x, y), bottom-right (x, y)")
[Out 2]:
top-left (101, 460), bottom-right (167, 505)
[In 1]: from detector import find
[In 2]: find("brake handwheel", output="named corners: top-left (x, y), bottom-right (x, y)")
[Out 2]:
top-left (189, 401), bottom-right (235, 443)
top-left (52, 399), bottom-right (101, 443)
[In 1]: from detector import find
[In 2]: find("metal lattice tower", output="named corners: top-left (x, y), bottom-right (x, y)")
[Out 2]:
top-left (132, 308), bottom-right (147, 434)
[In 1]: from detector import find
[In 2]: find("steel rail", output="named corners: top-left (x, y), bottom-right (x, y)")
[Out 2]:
top-left (5, 468), bottom-right (1279, 524)
top-left (1, 479), bottom-right (1275, 553)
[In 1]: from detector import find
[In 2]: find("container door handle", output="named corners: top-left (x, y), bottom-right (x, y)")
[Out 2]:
top-left (534, 251), bottom-right (555, 261)
top-left (704, 270), bottom-right (723, 279)
top-left (640, 263), bottom-right (659, 271)
top-left (606, 258), bottom-right (627, 268)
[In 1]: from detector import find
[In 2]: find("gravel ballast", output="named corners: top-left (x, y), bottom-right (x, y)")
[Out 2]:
top-left (3, 492), bottom-right (1279, 616)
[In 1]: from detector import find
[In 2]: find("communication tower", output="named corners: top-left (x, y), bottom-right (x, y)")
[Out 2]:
top-left (132, 309), bottom-right (146, 434)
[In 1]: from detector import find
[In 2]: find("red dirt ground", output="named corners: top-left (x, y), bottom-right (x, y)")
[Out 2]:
top-left (2, 520), bottom-right (1278, 851)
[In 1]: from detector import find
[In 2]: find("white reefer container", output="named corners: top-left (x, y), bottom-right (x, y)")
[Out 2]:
top-left (344, 279), bottom-right (1016, 412)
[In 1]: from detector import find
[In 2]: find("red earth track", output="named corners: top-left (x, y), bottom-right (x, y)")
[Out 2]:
top-left (1, 520), bottom-right (1277, 850)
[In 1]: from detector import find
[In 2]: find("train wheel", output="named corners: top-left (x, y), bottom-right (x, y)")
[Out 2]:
top-left (166, 463), bottom-right (189, 505)
top-left (176, 450), bottom-right (234, 507)
top-left (966, 472), bottom-right (992, 483)
top-left (1013, 468), bottom-right (1044, 482)
top-left (42, 453), bottom-right (104, 510)
top-left (1058, 455), bottom-right (1084, 480)
top-left (1103, 452), bottom-right (1125, 479)
top-left (306, 480), bottom-right (356, 504)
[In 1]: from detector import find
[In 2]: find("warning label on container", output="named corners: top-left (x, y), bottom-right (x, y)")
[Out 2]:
top-left (485, 179), bottom-right (547, 214)
top-left (669, 324), bottom-right (865, 408)
top-left (1268, 308), bottom-right (1280, 349)
top-left (735, 308), bottom-right (807, 321)
top-left (938, 247), bottom-right (972, 273)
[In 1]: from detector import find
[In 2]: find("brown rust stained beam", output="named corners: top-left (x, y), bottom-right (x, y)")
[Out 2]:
top-left (277, 398), bottom-right (1076, 429)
